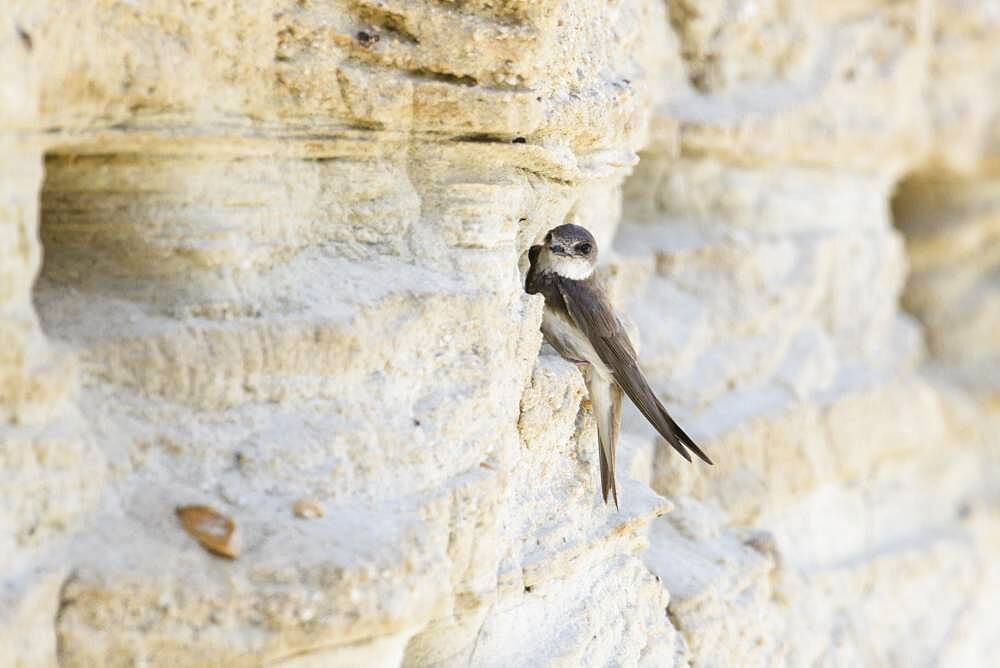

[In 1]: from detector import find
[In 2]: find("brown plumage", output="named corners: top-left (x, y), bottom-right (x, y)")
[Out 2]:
top-left (525, 224), bottom-right (712, 509)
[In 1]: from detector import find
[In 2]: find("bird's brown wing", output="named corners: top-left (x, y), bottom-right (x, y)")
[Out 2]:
top-left (557, 277), bottom-right (713, 465)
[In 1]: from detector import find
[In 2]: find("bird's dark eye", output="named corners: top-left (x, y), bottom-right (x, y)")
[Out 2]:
top-left (578, 243), bottom-right (592, 255)
top-left (544, 232), bottom-right (552, 243)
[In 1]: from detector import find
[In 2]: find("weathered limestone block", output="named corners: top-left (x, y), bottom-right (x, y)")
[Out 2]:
top-left (1, 15), bottom-right (106, 668)
top-left (3, 0), bottom-right (1000, 665)
top-left (36, 142), bottom-right (552, 663)
top-left (668, 0), bottom-right (815, 94)
top-left (619, 166), bottom-right (913, 407)
top-left (645, 499), bottom-right (785, 668)
top-left (663, 1), bottom-right (932, 172)
top-left (622, 1), bottom-right (1000, 664)
top-left (920, 0), bottom-right (1000, 175)
top-left (892, 0), bottom-right (1000, 394)
top-left (0, 136), bottom-right (53, 424)
top-left (889, 4), bottom-right (1000, 580)
top-left (649, 498), bottom-right (1000, 668)
top-left (4, 0), bottom-right (682, 665)
top-left (404, 354), bottom-right (676, 667)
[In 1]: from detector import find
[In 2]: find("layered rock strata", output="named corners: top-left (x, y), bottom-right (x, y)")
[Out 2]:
top-left (0, 1), bottom-right (997, 666)
top-left (616, 2), bottom-right (999, 665)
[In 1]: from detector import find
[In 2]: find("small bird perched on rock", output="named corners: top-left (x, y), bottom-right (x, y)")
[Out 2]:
top-left (525, 223), bottom-right (712, 509)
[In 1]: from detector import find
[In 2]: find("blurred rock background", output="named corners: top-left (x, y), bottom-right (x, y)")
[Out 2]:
top-left (0, 1), bottom-right (997, 666)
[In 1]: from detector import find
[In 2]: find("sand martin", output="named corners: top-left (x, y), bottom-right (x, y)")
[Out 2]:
top-left (525, 223), bottom-right (712, 508)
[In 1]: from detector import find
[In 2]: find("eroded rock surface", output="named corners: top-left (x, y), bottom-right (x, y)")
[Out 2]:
top-left (0, 1), bottom-right (997, 666)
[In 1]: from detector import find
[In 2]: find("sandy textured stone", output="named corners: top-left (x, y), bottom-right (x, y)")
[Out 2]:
top-left (891, 1), bottom-right (1000, 393)
top-left (5, 1), bottom-right (677, 665)
top-left (1, 1), bottom-right (999, 666)
top-left (616, 1), bottom-right (1000, 663)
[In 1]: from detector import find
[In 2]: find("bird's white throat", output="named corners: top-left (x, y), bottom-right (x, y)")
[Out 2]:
top-left (540, 250), bottom-right (595, 280)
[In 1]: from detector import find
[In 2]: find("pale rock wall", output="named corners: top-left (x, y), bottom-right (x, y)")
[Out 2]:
top-left (0, 2), bottom-right (997, 667)
top-left (617, 2), bottom-right (1000, 666)
top-left (894, 0), bottom-right (1000, 387)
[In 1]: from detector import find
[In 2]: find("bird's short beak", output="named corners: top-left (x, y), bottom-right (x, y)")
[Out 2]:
top-left (550, 244), bottom-right (566, 255)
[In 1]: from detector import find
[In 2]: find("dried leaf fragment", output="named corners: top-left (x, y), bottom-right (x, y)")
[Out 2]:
top-left (293, 498), bottom-right (325, 519)
top-left (176, 505), bottom-right (240, 559)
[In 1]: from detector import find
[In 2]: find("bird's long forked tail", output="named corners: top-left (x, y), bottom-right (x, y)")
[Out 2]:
top-left (615, 365), bottom-right (713, 465)
top-left (587, 374), bottom-right (623, 510)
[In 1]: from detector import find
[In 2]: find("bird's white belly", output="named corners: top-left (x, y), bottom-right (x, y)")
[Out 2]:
top-left (541, 308), bottom-right (612, 379)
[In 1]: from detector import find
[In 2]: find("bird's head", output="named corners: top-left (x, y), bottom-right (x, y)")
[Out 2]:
top-left (540, 224), bottom-right (598, 280)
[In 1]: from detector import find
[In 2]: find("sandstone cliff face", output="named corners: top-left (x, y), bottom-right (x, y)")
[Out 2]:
top-left (0, 1), bottom-right (997, 666)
